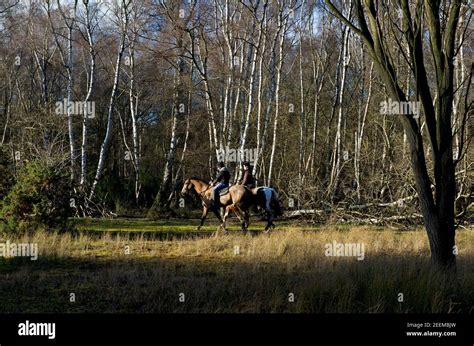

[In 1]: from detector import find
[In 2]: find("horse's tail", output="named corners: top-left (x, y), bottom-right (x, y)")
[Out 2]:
top-left (271, 189), bottom-right (283, 216)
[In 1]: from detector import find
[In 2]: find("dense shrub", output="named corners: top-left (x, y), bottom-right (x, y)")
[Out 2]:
top-left (0, 160), bottom-right (72, 233)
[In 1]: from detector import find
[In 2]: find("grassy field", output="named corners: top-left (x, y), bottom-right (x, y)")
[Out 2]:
top-left (0, 218), bottom-right (473, 313)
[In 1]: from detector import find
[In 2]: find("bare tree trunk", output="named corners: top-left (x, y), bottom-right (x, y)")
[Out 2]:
top-left (80, 0), bottom-right (95, 187)
top-left (267, 4), bottom-right (289, 186)
top-left (89, 0), bottom-right (128, 199)
top-left (323, 34), bottom-right (343, 182)
top-left (46, 0), bottom-right (78, 180)
top-left (355, 61), bottom-right (373, 202)
top-left (325, 0), bottom-right (462, 267)
top-left (1, 77), bottom-right (13, 145)
top-left (190, 27), bottom-right (220, 160)
top-left (253, 4), bottom-right (272, 182)
top-left (169, 68), bottom-right (193, 204)
top-left (66, 7), bottom-right (76, 180)
top-left (126, 1), bottom-right (141, 203)
top-left (237, 2), bottom-right (265, 180)
top-left (308, 12), bottom-right (328, 178)
top-left (298, 0), bottom-right (306, 185)
top-left (153, 41), bottom-right (186, 213)
top-left (328, 7), bottom-right (351, 199)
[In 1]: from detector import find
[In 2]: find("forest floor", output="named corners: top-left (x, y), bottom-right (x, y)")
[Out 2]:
top-left (0, 218), bottom-right (473, 313)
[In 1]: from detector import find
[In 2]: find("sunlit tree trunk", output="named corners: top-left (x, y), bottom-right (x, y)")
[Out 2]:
top-left (328, 3), bottom-right (351, 199)
top-left (90, 0), bottom-right (128, 199)
top-left (80, 0), bottom-right (95, 187)
top-left (267, 2), bottom-right (289, 186)
top-left (355, 60), bottom-right (373, 202)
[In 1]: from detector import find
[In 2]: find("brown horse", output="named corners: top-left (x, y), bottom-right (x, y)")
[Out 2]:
top-left (222, 186), bottom-right (283, 233)
top-left (180, 177), bottom-right (252, 232)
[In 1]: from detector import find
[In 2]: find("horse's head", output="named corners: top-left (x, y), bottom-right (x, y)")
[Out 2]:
top-left (181, 178), bottom-right (194, 196)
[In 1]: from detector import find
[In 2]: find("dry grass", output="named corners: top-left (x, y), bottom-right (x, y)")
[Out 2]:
top-left (0, 222), bottom-right (473, 313)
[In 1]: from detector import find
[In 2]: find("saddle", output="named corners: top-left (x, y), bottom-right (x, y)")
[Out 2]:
top-left (246, 186), bottom-right (264, 195)
top-left (218, 187), bottom-right (229, 196)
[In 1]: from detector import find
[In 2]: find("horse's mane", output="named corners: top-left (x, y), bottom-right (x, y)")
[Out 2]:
top-left (187, 177), bottom-right (210, 186)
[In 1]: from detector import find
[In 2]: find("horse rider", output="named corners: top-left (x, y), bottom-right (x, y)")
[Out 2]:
top-left (210, 161), bottom-right (230, 212)
top-left (239, 161), bottom-right (256, 189)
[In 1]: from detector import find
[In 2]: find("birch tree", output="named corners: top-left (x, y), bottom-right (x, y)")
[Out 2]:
top-left (327, 0), bottom-right (351, 200)
top-left (354, 60), bottom-right (374, 202)
top-left (78, 0), bottom-right (96, 187)
top-left (267, 1), bottom-right (291, 186)
top-left (46, 0), bottom-right (78, 181)
top-left (89, 0), bottom-right (129, 199)
top-left (151, 0), bottom-right (194, 213)
top-left (236, 0), bottom-right (267, 180)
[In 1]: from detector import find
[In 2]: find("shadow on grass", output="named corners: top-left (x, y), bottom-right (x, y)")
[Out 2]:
top-left (1, 252), bottom-right (472, 314)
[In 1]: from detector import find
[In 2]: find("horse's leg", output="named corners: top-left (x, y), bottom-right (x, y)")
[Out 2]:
top-left (264, 209), bottom-right (274, 233)
top-left (232, 205), bottom-right (247, 232)
top-left (208, 199), bottom-right (223, 236)
top-left (244, 209), bottom-right (250, 230)
top-left (197, 205), bottom-right (209, 231)
top-left (269, 190), bottom-right (278, 228)
top-left (263, 189), bottom-right (274, 233)
top-left (211, 206), bottom-right (223, 223)
top-left (235, 207), bottom-right (249, 233)
top-left (221, 205), bottom-right (234, 233)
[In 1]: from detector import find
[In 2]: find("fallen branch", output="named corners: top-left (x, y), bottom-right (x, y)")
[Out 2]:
top-left (348, 195), bottom-right (417, 209)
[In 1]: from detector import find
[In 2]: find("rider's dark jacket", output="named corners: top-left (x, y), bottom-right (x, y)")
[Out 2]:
top-left (241, 169), bottom-right (256, 189)
top-left (214, 167), bottom-right (230, 185)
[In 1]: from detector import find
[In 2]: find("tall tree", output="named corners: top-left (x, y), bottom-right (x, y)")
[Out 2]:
top-left (325, 0), bottom-right (467, 267)
top-left (89, 0), bottom-right (129, 199)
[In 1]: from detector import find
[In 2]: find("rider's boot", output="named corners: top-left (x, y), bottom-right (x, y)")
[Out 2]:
top-left (210, 194), bottom-right (219, 213)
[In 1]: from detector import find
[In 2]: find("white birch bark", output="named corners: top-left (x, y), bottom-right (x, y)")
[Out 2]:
top-left (236, 5), bottom-right (265, 180)
top-left (328, 2), bottom-right (351, 198)
top-left (298, 0), bottom-right (306, 184)
top-left (80, 0), bottom-right (95, 187)
top-left (254, 3), bottom-right (268, 180)
top-left (267, 3), bottom-right (289, 186)
top-left (89, 0), bottom-right (129, 199)
top-left (354, 61), bottom-right (373, 202)
top-left (46, 0), bottom-right (78, 180)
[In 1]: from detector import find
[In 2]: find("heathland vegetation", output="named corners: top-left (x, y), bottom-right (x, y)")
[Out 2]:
top-left (1, 220), bottom-right (473, 313)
